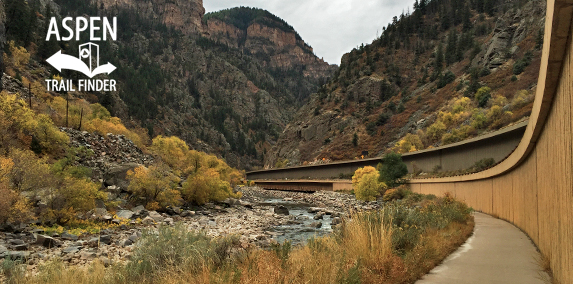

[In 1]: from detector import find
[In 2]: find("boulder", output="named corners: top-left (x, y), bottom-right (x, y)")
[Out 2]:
top-left (14, 244), bottom-right (28, 251)
top-left (62, 246), bottom-right (81, 254)
top-left (123, 239), bottom-right (133, 246)
top-left (103, 163), bottom-right (139, 189)
top-left (141, 216), bottom-right (155, 225)
top-left (8, 239), bottom-right (25, 245)
top-left (94, 208), bottom-right (113, 221)
top-left (131, 205), bottom-right (146, 215)
top-left (87, 238), bottom-right (100, 247)
top-left (116, 210), bottom-right (134, 219)
top-left (148, 211), bottom-right (164, 222)
top-left (35, 235), bottom-right (58, 248)
top-left (274, 205), bottom-right (289, 215)
top-left (128, 234), bottom-right (139, 243)
top-left (0, 245), bottom-right (7, 255)
top-left (61, 232), bottom-right (79, 241)
top-left (99, 235), bottom-right (112, 245)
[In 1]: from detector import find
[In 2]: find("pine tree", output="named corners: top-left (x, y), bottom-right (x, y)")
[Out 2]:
top-left (445, 30), bottom-right (458, 65)
top-left (5, 0), bottom-right (34, 46)
top-left (435, 42), bottom-right (444, 71)
top-left (462, 5), bottom-right (472, 32)
top-left (38, 6), bottom-right (61, 60)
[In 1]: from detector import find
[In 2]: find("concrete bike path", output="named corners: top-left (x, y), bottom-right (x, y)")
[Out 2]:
top-left (416, 212), bottom-right (550, 284)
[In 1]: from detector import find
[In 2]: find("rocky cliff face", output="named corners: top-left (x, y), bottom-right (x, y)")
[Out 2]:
top-left (100, 0), bottom-right (205, 33)
top-left (265, 0), bottom-right (545, 168)
top-left (205, 9), bottom-right (336, 80)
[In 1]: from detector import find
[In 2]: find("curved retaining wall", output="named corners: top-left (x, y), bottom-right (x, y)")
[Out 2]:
top-left (247, 122), bottom-right (527, 180)
top-left (410, 1), bottom-right (573, 282)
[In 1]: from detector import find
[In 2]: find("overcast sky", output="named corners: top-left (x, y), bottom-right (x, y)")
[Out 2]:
top-left (204, 0), bottom-right (417, 65)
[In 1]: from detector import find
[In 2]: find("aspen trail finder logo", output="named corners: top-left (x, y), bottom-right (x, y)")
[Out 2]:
top-left (44, 17), bottom-right (118, 92)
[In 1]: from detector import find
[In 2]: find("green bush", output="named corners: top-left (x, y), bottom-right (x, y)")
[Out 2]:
top-left (471, 158), bottom-right (495, 171)
top-left (378, 152), bottom-right (408, 187)
top-left (475, 86), bottom-right (491, 107)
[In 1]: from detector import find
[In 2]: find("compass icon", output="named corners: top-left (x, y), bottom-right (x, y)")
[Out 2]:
top-left (78, 43), bottom-right (99, 72)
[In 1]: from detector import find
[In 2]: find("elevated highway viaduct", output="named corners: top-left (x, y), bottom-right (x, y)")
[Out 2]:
top-left (247, 1), bottom-right (573, 282)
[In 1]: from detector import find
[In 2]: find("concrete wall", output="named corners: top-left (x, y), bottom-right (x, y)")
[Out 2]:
top-left (410, 2), bottom-right (573, 282)
top-left (247, 123), bottom-right (526, 180)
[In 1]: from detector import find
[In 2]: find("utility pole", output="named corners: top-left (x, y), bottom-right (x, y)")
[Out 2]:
top-left (78, 108), bottom-right (83, 130)
top-left (66, 96), bottom-right (69, 128)
top-left (28, 83), bottom-right (31, 109)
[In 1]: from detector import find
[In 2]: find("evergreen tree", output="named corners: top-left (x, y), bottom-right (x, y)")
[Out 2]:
top-left (5, 0), bottom-right (34, 46)
top-left (462, 5), bottom-right (472, 32)
top-left (435, 42), bottom-right (444, 71)
top-left (445, 29), bottom-right (458, 65)
top-left (38, 6), bottom-right (60, 60)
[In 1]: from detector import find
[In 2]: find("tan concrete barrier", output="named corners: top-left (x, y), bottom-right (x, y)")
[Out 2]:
top-left (409, 1), bottom-right (573, 282)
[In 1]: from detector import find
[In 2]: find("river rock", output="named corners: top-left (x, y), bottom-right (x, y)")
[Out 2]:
top-left (308, 207), bottom-right (327, 213)
top-left (0, 245), bottom-right (7, 255)
top-left (313, 212), bottom-right (325, 220)
top-left (274, 205), bottom-right (289, 215)
top-left (309, 221), bottom-right (322, 228)
top-left (116, 210), bottom-right (134, 219)
top-left (180, 210), bottom-right (195, 217)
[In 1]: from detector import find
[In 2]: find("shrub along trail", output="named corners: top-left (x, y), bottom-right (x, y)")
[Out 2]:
top-left (1, 188), bottom-right (474, 284)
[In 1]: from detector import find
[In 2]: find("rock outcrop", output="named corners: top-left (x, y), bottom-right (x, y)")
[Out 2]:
top-left (99, 0), bottom-right (205, 33)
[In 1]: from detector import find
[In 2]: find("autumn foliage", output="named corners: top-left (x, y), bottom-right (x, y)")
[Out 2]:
top-left (352, 166), bottom-right (387, 201)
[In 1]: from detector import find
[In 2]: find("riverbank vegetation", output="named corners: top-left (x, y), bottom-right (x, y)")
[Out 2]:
top-left (0, 90), bottom-right (242, 228)
top-left (2, 190), bottom-right (474, 284)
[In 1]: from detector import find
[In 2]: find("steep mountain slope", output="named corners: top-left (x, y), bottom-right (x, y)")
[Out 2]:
top-left (10, 0), bottom-right (334, 170)
top-left (266, 0), bottom-right (545, 168)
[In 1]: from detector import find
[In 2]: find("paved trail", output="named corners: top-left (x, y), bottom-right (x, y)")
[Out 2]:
top-left (416, 212), bottom-right (550, 284)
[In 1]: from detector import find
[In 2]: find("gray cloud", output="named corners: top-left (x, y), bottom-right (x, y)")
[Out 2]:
top-left (204, 0), bottom-right (416, 65)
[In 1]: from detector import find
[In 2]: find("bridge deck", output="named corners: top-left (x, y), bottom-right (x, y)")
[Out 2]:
top-left (254, 180), bottom-right (352, 192)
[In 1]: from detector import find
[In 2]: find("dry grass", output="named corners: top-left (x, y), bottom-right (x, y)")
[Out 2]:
top-left (4, 194), bottom-right (474, 284)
